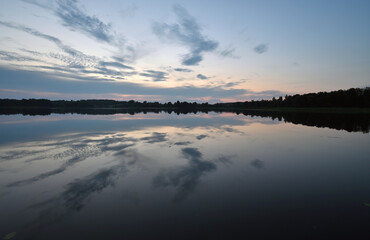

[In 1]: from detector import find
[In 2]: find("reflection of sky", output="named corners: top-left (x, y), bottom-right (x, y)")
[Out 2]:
top-left (0, 112), bottom-right (262, 144)
top-left (1, 113), bottom-right (370, 239)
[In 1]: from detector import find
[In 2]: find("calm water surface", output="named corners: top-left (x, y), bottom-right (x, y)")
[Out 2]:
top-left (0, 112), bottom-right (369, 239)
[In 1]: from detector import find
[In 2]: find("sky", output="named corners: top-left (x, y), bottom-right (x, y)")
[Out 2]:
top-left (0, 0), bottom-right (369, 102)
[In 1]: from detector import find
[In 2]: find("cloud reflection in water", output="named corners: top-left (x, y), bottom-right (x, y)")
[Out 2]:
top-left (153, 147), bottom-right (217, 202)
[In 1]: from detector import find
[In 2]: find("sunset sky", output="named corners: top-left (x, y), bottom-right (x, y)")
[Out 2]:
top-left (1, 0), bottom-right (369, 102)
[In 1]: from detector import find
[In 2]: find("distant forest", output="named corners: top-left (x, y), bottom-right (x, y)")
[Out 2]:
top-left (1, 87), bottom-right (370, 110)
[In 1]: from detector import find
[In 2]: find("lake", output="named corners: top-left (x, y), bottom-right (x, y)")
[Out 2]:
top-left (0, 111), bottom-right (369, 239)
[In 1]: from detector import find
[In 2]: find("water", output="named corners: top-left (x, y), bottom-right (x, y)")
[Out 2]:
top-left (0, 112), bottom-right (369, 239)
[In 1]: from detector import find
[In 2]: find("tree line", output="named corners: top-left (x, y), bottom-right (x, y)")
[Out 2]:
top-left (215, 87), bottom-right (370, 109)
top-left (1, 87), bottom-right (370, 109)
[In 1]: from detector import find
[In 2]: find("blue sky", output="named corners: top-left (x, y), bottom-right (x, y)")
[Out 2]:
top-left (0, 0), bottom-right (369, 102)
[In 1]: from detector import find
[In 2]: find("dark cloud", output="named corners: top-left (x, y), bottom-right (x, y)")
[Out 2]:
top-left (216, 155), bottom-right (234, 165)
top-left (174, 68), bottom-right (193, 72)
top-left (182, 54), bottom-right (203, 66)
top-left (140, 132), bottom-right (167, 143)
top-left (99, 61), bottom-right (134, 70)
top-left (224, 82), bottom-right (238, 87)
top-left (153, 147), bottom-right (216, 202)
top-left (196, 134), bottom-right (208, 140)
top-left (62, 166), bottom-right (120, 211)
top-left (196, 74), bottom-right (208, 80)
top-left (55, 0), bottom-right (113, 43)
top-left (0, 67), bottom-right (249, 99)
top-left (250, 159), bottom-right (264, 169)
top-left (28, 159), bottom-right (130, 213)
top-left (22, 157), bottom-right (138, 235)
top-left (173, 141), bottom-right (192, 146)
top-left (152, 5), bottom-right (219, 66)
top-left (140, 70), bottom-right (168, 82)
top-left (254, 44), bottom-right (268, 54)
top-left (223, 127), bottom-right (236, 132)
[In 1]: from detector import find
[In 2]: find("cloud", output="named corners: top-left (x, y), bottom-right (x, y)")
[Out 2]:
top-left (196, 74), bottom-right (208, 80)
top-left (0, 50), bottom-right (36, 62)
top-left (0, 67), bottom-right (252, 100)
top-left (224, 82), bottom-right (238, 87)
top-left (7, 146), bottom-right (101, 187)
top-left (21, 0), bottom-right (49, 9)
top-left (18, 48), bottom-right (42, 56)
top-left (173, 68), bottom-right (193, 72)
top-left (173, 141), bottom-right (192, 146)
top-left (196, 134), bottom-right (208, 140)
top-left (254, 43), bottom-right (268, 54)
top-left (0, 21), bottom-right (98, 67)
top-left (55, 0), bottom-right (113, 43)
top-left (0, 149), bottom-right (46, 162)
top-left (219, 47), bottom-right (238, 58)
top-left (152, 5), bottom-right (219, 66)
top-left (62, 166), bottom-right (120, 211)
top-left (250, 159), bottom-right (264, 169)
top-left (153, 147), bottom-right (216, 202)
top-left (140, 132), bottom-right (167, 143)
top-left (99, 61), bottom-right (134, 70)
top-left (22, 0), bottom-right (138, 62)
top-left (223, 79), bottom-right (248, 88)
top-left (4, 133), bottom-right (138, 188)
top-left (140, 70), bottom-right (168, 82)
top-left (0, 21), bottom-right (138, 79)
top-left (0, 21), bottom-right (63, 49)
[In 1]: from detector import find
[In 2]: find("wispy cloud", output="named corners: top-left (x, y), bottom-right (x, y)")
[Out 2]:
top-left (0, 20), bottom-right (97, 66)
top-left (223, 79), bottom-right (248, 88)
top-left (140, 132), bottom-right (167, 143)
top-left (219, 47), bottom-right (238, 58)
top-left (54, 0), bottom-right (114, 43)
top-left (0, 21), bottom-right (67, 51)
top-left (140, 70), bottom-right (168, 82)
top-left (254, 43), bottom-right (268, 54)
top-left (62, 166), bottom-right (120, 210)
top-left (0, 20), bottom-right (139, 80)
top-left (152, 5), bottom-right (218, 66)
top-left (22, 0), bottom-right (138, 63)
top-left (173, 68), bottom-right (193, 72)
top-left (99, 61), bottom-right (134, 70)
top-left (19, 48), bottom-right (43, 56)
top-left (196, 74), bottom-right (208, 80)
top-left (0, 50), bottom-right (36, 62)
